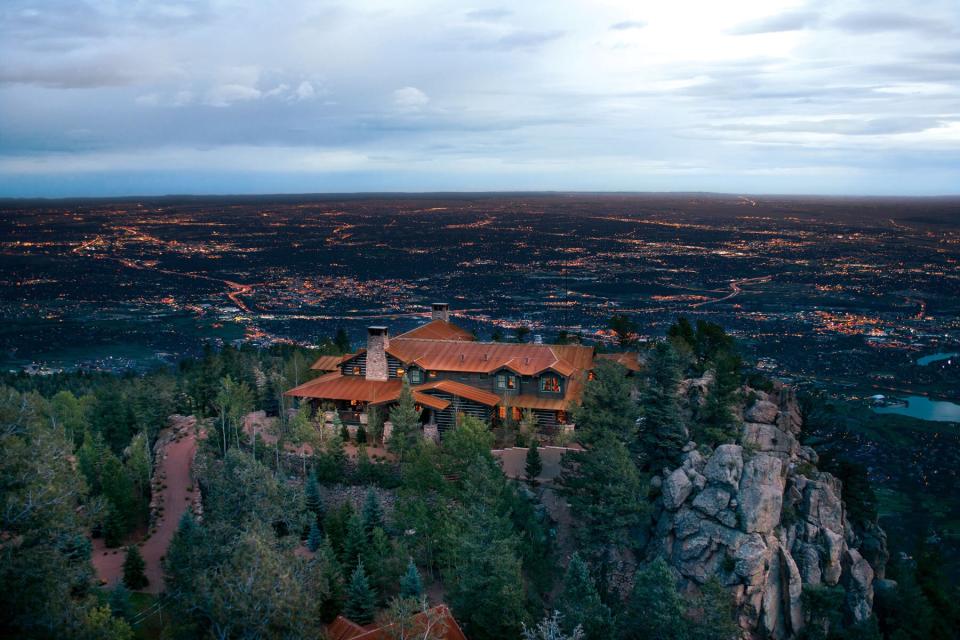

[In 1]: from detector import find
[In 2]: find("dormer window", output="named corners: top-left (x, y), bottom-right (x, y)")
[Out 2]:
top-left (496, 373), bottom-right (517, 390)
top-left (408, 368), bottom-right (422, 384)
top-left (540, 375), bottom-right (561, 393)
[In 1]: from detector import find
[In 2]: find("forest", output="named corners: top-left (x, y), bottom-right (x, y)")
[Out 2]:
top-left (1, 320), bottom-right (958, 640)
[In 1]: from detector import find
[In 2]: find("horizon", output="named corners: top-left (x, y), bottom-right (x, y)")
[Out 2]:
top-left (2, 0), bottom-right (959, 197)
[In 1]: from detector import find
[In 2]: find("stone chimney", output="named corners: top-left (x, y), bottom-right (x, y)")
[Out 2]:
top-left (366, 326), bottom-right (389, 381)
top-left (431, 302), bottom-right (450, 322)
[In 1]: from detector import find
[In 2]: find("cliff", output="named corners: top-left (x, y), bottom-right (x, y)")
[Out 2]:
top-left (648, 382), bottom-right (887, 639)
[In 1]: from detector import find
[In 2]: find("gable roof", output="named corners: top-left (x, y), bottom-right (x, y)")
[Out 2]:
top-left (285, 373), bottom-right (452, 410)
top-left (386, 339), bottom-right (593, 377)
top-left (311, 354), bottom-right (351, 371)
top-left (394, 319), bottom-right (475, 342)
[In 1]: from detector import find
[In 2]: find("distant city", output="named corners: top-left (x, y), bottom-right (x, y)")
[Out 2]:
top-left (2, 193), bottom-right (958, 403)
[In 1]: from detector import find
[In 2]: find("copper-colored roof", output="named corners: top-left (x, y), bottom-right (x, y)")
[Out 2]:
top-left (509, 394), bottom-right (570, 411)
top-left (596, 352), bottom-right (643, 372)
top-left (387, 339), bottom-right (593, 378)
top-left (415, 380), bottom-right (502, 407)
top-left (326, 605), bottom-right (468, 640)
top-left (310, 354), bottom-right (349, 371)
top-left (394, 319), bottom-right (475, 342)
top-left (285, 372), bottom-right (402, 403)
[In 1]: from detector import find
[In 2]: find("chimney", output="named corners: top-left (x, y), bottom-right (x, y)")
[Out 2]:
top-left (366, 326), bottom-right (389, 381)
top-left (431, 302), bottom-right (450, 322)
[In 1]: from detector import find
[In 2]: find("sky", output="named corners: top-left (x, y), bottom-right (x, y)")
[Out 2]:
top-left (1, 0), bottom-right (959, 197)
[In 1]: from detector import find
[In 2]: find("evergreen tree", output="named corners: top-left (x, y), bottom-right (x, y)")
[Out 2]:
top-left (108, 582), bottom-right (134, 620)
top-left (525, 438), bottom-right (543, 485)
top-left (362, 527), bottom-right (395, 606)
top-left (334, 327), bottom-right (351, 354)
top-left (558, 433), bottom-right (648, 595)
top-left (103, 503), bottom-right (127, 548)
top-left (336, 413), bottom-right (350, 442)
top-left (356, 423), bottom-right (367, 444)
top-left (639, 341), bottom-right (686, 469)
top-left (690, 577), bottom-right (738, 640)
top-left (622, 558), bottom-right (688, 640)
top-left (307, 521), bottom-right (323, 552)
top-left (571, 360), bottom-right (638, 445)
top-left (343, 511), bottom-right (366, 569)
top-left (556, 553), bottom-right (612, 640)
top-left (400, 559), bottom-right (423, 599)
top-left (122, 545), bottom-right (148, 590)
top-left (666, 316), bottom-right (696, 352)
top-left (695, 351), bottom-right (742, 446)
top-left (344, 562), bottom-right (377, 625)
top-left (316, 434), bottom-right (347, 484)
top-left (362, 488), bottom-right (385, 538)
top-left (313, 536), bottom-right (345, 622)
top-left (304, 473), bottom-right (323, 524)
top-left (523, 612), bottom-right (585, 640)
top-left (609, 314), bottom-right (638, 348)
top-left (388, 376), bottom-right (422, 464)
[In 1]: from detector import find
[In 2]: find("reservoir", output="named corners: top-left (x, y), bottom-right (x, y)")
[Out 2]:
top-left (873, 395), bottom-right (960, 422)
top-left (917, 352), bottom-right (958, 366)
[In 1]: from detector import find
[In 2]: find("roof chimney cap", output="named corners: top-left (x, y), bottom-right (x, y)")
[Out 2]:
top-left (431, 302), bottom-right (449, 309)
top-left (367, 326), bottom-right (388, 334)
top-left (431, 303), bottom-right (450, 322)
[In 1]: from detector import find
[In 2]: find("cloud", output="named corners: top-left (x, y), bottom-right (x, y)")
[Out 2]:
top-left (204, 84), bottom-right (262, 107)
top-left (610, 20), bottom-right (647, 31)
top-left (294, 81), bottom-right (316, 101)
top-left (465, 8), bottom-right (511, 22)
top-left (392, 86), bottom-right (430, 110)
top-left (495, 29), bottom-right (564, 50)
top-left (831, 11), bottom-right (954, 36)
top-left (729, 10), bottom-right (820, 35)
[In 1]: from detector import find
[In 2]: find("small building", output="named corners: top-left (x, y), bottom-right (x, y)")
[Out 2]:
top-left (285, 303), bottom-right (639, 435)
top-left (326, 603), bottom-right (467, 640)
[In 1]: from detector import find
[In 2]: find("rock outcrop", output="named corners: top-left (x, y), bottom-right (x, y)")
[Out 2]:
top-left (647, 384), bottom-right (886, 639)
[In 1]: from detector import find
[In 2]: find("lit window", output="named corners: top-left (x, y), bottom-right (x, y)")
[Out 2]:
top-left (587, 370), bottom-right (596, 381)
top-left (396, 367), bottom-right (405, 378)
top-left (498, 406), bottom-right (506, 419)
top-left (557, 410), bottom-right (567, 423)
top-left (540, 376), bottom-right (561, 393)
top-left (507, 375), bottom-right (516, 389)
top-left (352, 365), bottom-right (361, 376)
top-left (512, 407), bottom-right (522, 421)
top-left (429, 371), bottom-right (438, 378)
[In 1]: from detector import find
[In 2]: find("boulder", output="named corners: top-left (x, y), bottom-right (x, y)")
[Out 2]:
top-left (842, 549), bottom-right (875, 623)
top-left (738, 454), bottom-right (784, 534)
top-left (692, 485), bottom-right (731, 518)
top-left (745, 400), bottom-right (779, 424)
top-left (742, 423), bottom-right (798, 457)
top-left (704, 444), bottom-right (744, 490)
top-left (663, 468), bottom-right (694, 510)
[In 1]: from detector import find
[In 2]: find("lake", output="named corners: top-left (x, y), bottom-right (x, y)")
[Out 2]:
top-left (873, 395), bottom-right (960, 422)
top-left (917, 352), bottom-right (958, 366)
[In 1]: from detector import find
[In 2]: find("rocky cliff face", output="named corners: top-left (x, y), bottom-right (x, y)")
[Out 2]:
top-left (648, 383), bottom-right (886, 639)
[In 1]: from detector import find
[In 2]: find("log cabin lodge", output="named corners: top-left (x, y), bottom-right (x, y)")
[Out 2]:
top-left (285, 303), bottom-right (640, 435)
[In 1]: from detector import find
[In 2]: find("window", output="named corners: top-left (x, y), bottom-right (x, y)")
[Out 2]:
top-left (512, 407), bottom-right (522, 421)
top-left (496, 373), bottom-right (517, 390)
top-left (396, 367), bottom-right (405, 378)
top-left (498, 406), bottom-right (506, 419)
top-left (352, 365), bottom-right (361, 376)
top-left (540, 376), bottom-right (561, 393)
top-left (408, 369), bottom-right (422, 383)
top-left (429, 370), bottom-right (438, 378)
top-left (507, 375), bottom-right (516, 389)
top-left (557, 410), bottom-right (567, 424)
top-left (587, 370), bottom-right (596, 381)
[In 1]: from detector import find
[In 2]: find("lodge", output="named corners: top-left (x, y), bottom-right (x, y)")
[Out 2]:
top-left (285, 303), bottom-right (639, 435)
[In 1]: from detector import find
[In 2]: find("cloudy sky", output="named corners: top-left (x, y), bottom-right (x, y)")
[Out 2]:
top-left (1, 0), bottom-right (958, 196)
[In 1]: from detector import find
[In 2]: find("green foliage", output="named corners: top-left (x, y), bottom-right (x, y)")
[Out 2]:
top-left (694, 350), bottom-right (743, 447)
top-left (623, 558), bottom-right (689, 640)
top-left (559, 434), bottom-right (648, 593)
top-left (691, 577), bottom-right (738, 640)
top-left (78, 605), bottom-right (134, 640)
top-left (324, 501), bottom-right (354, 561)
top-left (609, 314), bottom-right (638, 348)
top-left (344, 562), bottom-right (377, 625)
top-left (356, 423), bottom-right (367, 444)
top-left (442, 414), bottom-right (495, 474)
top-left (122, 545), bottom-right (148, 590)
top-left (572, 360), bottom-right (638, 445)
top-left (400, 558), bottom-right (423, 599)
top-left (526, 438), bottom-right (543, 484)
top-left (307, 521), bottom-right (323, 552)
top-left (523, 611), bottom-right (585, 640)
top-left (388, 376), bottom-right (422, 464)
top-left (335, 327), bottom-right (351, 353)
top-left (304, 473), bottom-right (324, 524)
top-left (343, 511), bottom-right (367, 569)
top-left (108, 582), bottom-right (134, 620)
top-left (362, 526), bottom-right (399, 606)
top-left (316, 434), bottom-right (347, 484)
top-left (367, 404), bottom-right (385, 444)
top-left (556, 553), bottom-right (612, 640)
top-left (362, 488), bottom-right (385, 538)
top-left (639, 340), bottom-right (686, 469)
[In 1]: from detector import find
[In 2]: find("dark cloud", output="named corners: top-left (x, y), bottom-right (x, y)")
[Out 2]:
top-left (728, 10), bottom-right (820, 35)
top-left (831, 11), bottom-right (954, 36)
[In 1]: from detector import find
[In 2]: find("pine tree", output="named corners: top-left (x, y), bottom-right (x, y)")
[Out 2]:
top-left (122, 545), bottom-right (148, 590)
top-left (335, 327), bottom-right (351, 353)
top-left (108, 582), bottom-right (134, 620)
top-left (362, 488), bottom-right (385, 538)
top-left (525, 438), bottom-right (543, 485)
top-left (335, 413), bottom-right (350, 442)
top-left (388, 376), bottom-right (422, 464)
top-left (572, 360), bottom-right (638, 445)
top-left (343, 511), bottom-right (366, 569)
top-left (400, 558), bottom-right (423, 599)
top-left (103, 503), bottom-right (127, 548)
top-left (639, 341), bottom-right (686, 469)
top-left (622, 558), bottom-right (688, 640)
top-left (314, 536), bottom-right (345, 622)
top-left (556, 553), bottom-right (612, 640)
top-left (307, 521), bottom-right (323, 552)
top-left (356, 423), bottom-right (367, 444)
top-left (690, 577), bottom-right (738, 640)
top-left (344, 562), bottom-right (377, 625)
top-left (304, 473), bottom-right (323, 523)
